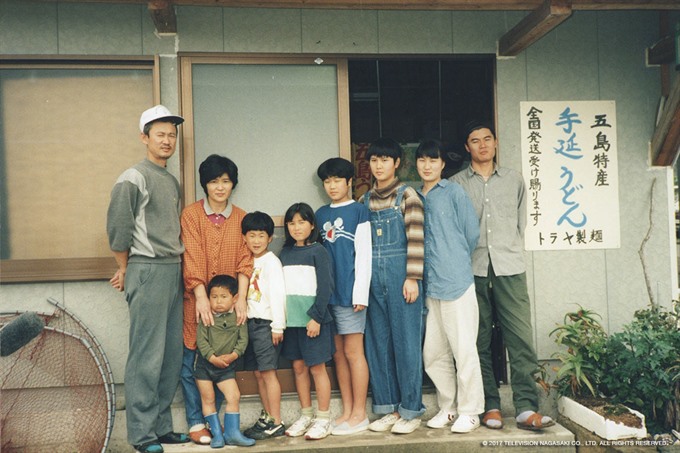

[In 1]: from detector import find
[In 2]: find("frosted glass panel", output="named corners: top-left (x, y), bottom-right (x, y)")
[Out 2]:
top-left (191, 64), bottom-right (339, 215)
top-left (0, 68), bottom-right (152, 260)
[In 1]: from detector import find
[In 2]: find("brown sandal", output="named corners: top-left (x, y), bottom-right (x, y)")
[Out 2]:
top-left (517, 412), bottom-right (555, 431)
top-left (189, 428), bottom-right (212, 445)
top-left (481, 410), bottom-right (503, 429)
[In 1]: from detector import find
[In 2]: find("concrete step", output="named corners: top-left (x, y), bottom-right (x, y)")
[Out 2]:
top-left (107, 385), bottom-right (571, 452)
top-left (155, 420), bottom-right (576, 453)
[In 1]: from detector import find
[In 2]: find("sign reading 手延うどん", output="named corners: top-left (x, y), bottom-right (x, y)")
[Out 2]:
top-left (520, 101), bottom-right (620, 251)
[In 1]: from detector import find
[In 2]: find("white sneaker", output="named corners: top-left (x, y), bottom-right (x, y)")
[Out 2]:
top-left (426, 410), bottom-right (458, 429)
top-left (332, 418), bottom-right (369, 435)
top-left (305, 418), bottom-right (332, 440)
top-left (451, 414), bottom-right (480, 433)
top-left (391, 417), bottom-right (421, 434)
top-left (368, 413), bottom-right (400, 432)
top-left (285, 415), bottom-right (312, 437)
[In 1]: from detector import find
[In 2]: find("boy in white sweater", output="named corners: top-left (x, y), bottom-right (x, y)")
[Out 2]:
top-left (241, 211), bottom-right (287, 439)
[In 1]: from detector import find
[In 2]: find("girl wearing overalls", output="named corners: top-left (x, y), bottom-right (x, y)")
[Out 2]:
top-left (362, 138), bottom-right (426, 435)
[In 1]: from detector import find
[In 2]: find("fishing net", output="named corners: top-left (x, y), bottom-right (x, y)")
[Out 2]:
top-left (1, 298), bottom-right (114, 453)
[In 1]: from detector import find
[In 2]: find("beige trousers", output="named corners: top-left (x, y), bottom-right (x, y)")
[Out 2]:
top-left (423, 284), bottom-right (485, 416)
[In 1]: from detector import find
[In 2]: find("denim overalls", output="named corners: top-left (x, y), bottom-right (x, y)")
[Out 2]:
top-left (362, 184), bottom-right (426, 420)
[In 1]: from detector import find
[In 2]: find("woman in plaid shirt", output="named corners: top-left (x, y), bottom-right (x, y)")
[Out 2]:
top-left (179, 154), bottom-right (253, 445)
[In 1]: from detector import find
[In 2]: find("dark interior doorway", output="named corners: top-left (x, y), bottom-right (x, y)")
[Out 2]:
top-left (348, 57), bottom-right (496, 178)
top-left (347, 56), bottom-right (508, 387)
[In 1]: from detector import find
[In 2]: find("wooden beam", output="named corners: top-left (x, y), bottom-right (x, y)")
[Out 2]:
top-left (148, 0), bottom-right (177, 35)
top-left (651, 79), bottom-right (680, 167)
top-left (659, 11), bottom-right (671, 97)
top-left (653, 108), bottom-right (680, 167)
top-left (647, 35), bottom-right (674, 65)
top-left (498, 0), bottom-right (572, 57)
top-left (37, 0), bottom-right (680, 11)
top-left (571, 0), bottom-right (680, 10)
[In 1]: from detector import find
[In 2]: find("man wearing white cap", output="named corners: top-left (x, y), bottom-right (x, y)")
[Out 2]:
top-left (107, 105), bottom-right (189, 453)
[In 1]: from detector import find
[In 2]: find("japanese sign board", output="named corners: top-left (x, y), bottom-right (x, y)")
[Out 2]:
top-left (520, 101), bottom-right (620, 250)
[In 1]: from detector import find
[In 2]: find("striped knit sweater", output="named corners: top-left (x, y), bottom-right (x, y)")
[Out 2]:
top-left (365, 178), bottom-right (424, 281)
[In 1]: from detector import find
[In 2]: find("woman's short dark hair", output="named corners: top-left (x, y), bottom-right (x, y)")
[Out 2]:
top-left (317, 157), bottom-right (355, 182)
top-left (283, 202), bottom-right (319, 247)
top-left (241, 211), bottom-right (275, 236)
top-left (198, 154), bottom-right (239, 195)
top-left (365, 137), bottom-right (403, 161)
top-left (415, 139), bottom-right (445, 160)
top-left (207, 274), bottom-right (238, 296)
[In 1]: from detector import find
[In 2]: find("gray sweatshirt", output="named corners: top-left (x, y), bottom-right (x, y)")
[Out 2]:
top-left (107, 159), bottom-right (184, 263)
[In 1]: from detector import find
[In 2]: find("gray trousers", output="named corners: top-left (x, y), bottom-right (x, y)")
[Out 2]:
top-left (124, 261), bottom-right (183, 446)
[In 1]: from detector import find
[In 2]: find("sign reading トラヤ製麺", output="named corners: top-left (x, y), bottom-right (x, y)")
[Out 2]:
top-left (520, 101), bottom-right (620, 251)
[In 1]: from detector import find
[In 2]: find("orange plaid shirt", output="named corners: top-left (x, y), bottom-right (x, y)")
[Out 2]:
top-left (180, 200), bottom-right (253, 349)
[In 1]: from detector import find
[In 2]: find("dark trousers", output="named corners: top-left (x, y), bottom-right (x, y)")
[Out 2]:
top-left (475, 265), bottom-right (539, 415)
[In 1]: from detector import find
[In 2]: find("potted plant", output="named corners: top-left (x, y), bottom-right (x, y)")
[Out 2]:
top-left (550, 307), bottom-right (648, 440)
top-left (550, 307), bottom-right (607, 398)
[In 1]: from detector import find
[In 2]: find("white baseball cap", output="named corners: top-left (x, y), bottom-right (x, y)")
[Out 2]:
top-left (139, 105), bottom-right (185, 132)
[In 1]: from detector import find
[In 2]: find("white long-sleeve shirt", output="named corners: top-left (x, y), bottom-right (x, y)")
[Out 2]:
top-left (246, 251), bottom-right (287, 334)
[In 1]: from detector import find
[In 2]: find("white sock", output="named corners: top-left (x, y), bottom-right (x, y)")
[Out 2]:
top-left (190, 423), bottom-right (211, 443)
top-left (316, 409), bottom-right (331, 420)
top-left (484, 409), bottom-right (502, 428)
top-left (189, 423), bottom-right (206, 432)
top-left (516, 410), bottom-right (553, 425)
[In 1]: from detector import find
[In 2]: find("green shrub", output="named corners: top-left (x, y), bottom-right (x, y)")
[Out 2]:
top-left (550, 304), bottom-right (680, 434)
top-left (600, 305), bottom-right (680, 434)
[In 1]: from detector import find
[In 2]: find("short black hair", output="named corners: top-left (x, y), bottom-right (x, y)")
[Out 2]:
top-left (242, 211), bottom-right (275, 236)
top-left (207, 274), bottom-right (238, 297)
top-left (415, 139), bottom-right (445, 160)
top-left (365, 137), bottom-right (403, 161)
top-left (283, 202), bottom-right (319, 246)
top-left (464, 120), bottom-right (496, 142)
top-left (317, 157), bottom-right (355, 182)
top-left (198, 154), bottom-right (239, 196)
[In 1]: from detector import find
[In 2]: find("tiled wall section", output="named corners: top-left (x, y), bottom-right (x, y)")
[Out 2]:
top-left (0, 2), bottom-right (674, 380)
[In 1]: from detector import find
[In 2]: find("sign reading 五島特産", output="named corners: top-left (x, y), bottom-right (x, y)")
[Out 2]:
top-left (520, 101), bottom-right (620, 251)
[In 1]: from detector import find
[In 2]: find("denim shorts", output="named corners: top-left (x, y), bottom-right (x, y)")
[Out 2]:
top-left (281, 324), bottom-right (333, 367)
top-left (243, 318), bottom-right (281, 372)
top-left (331, 305), bottom-right (367, 335)
top-left (193, 352), bottom-right (236, 383)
